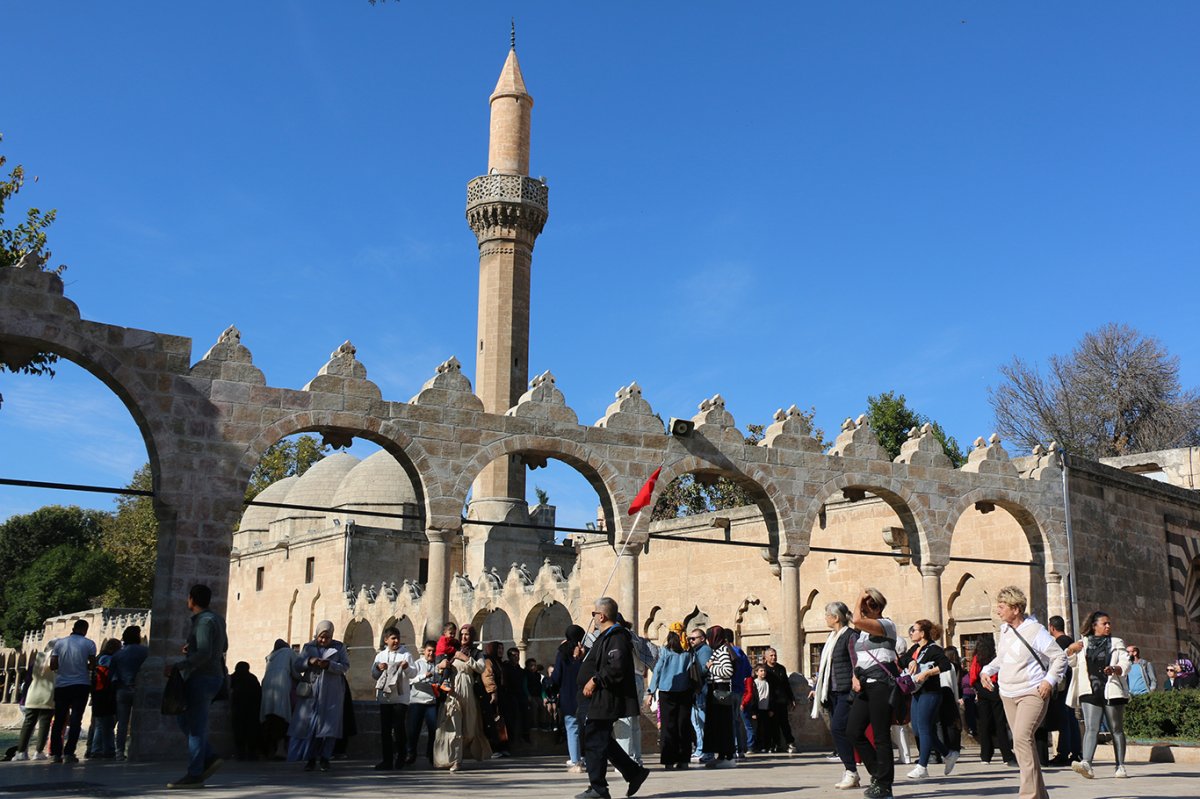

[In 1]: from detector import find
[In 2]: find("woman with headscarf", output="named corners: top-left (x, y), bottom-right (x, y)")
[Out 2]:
top-left (260, 639), bottom-right (293, 759)
top-left (552, 624), bottom-right (586, 773)
top-left (287, 621), bottom-right (350, 771)
top-left (229, 661), bottom-right (262, 760)
top-left (646, 628), bottom-right (696, 770)
top-left (1065, 610), bottom-right (1130, 780)
top-left (433, 623), bottom-right (491, 771)
top-left (701, 625), bottom-right (735, 768)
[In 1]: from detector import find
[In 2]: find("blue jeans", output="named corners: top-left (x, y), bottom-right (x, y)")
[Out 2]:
top-left (405, 701), bottom-right (438, 762)
top-left (176, 674), bottom-right (223, 777)
top-left (829, 690), bottom-right (856, 771)
top-left (741, 707), bottom-right (756, 750)
top-left (115, 687), bottom-right (136, 757)
top-left (731, 690), bottom-right (747, 755)
top-left (691, 685), bottom-right (707, 755)
top-left (563, 713), bottom-right (582, 764)
top-left (88, 715), bottom-right (116, 756)
top-left (912, 690), bottom-right (949, 767)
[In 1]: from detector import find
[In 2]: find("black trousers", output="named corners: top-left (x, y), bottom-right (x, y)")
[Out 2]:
top-left (976, 690), bottom-right (1014, 763)
top-left (845, 682), bottom-right (894, 788)
top-left (50, 685), bottom-right (90, 757)
top-left (659, 690), bottom-right (694, 767)
top-left (938, 686), bottom-right (962, 752)
top-left (378, 703), bottom-right (408, 766)
top-left (584, 717), bottom-right (641, 798)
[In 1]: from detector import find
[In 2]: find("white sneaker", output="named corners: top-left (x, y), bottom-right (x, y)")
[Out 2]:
top-left (1072, 760), bottom-right (1094, 779)
top-left (1114, 766), bottom-right (1129, 779)
top-left (944, 750), bottom-right (960, 776)
top-left (33, 752), bottom-right (49, 761)
top-left (907, 765), bottom-right (929, 780)
top-left (834, 770), bottom-right (860, 789)
top-left (13, 752), bottom-right (28, 761)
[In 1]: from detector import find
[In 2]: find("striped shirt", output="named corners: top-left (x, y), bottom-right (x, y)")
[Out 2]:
top-left (707, 644), bottom-right (733, 682)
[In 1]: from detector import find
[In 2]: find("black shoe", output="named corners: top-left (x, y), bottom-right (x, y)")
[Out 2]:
top-left (200, 756), bottom-right (223, 782)
top-left (405, 753), bottom-right (417, 765)
top-left (627, 766), bottom-right (650, 798)
top-left (304, 759), bottom-right (316, 772)
top-left (374, 760), bottom-right (393, 770)
top-left (1049, 755), bottom-right (1071, 767)
top-left (575, 790), bottom-right (608, 799)
top-left (319, 758), bottom-right (331, 772)
top-left (1003, 759), bottom-right (1017, 767)
top-left (167, 774), bottom-right (205, 789)
top-left (863, 781), bottom-right (893, 798)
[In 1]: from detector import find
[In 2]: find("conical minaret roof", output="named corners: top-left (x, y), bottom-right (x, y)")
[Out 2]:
top-left (491, 48), bottom-right (531, 104)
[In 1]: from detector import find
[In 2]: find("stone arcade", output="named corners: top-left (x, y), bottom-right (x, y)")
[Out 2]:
top-left (3, 45), bottom-right (1200, 755)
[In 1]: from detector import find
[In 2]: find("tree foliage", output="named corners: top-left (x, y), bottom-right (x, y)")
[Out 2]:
top-left (1, 132), bottom-right (64, 377)
top-left (866, 391), bottom-right (966, 468)
top-left (0, 545), bottom-right (114, 645)
top-left (245, 434), bottom-right (329, 502)
top-left (0, 505), bottom-right (108, 593)
top-left (100, 464), bottom-right (157, 608)
top-left (651, 417), bottom-right (827, 520)
top-left (988, 324), bottom-right (1200, 459)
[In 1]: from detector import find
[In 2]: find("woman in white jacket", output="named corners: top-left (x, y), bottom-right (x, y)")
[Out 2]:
top-left (1064, 611), bottom-right (1130, 780)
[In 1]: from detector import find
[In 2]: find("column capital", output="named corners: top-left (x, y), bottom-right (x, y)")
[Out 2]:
top-left (425, 527), bottom-right (457, 544)
top-left (615, 541), bottom-right (643, 558)
top-left (919, 561), bottom-right (946, 578)
top-left (777, 553), bottom-right (803, 570)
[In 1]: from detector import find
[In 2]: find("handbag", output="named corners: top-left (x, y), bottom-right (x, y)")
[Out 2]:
top-left (687, 652), bottom-right (702, 693)
top-left (710, 685), bottom-right (737, 706)
top-left (161, 668), bottom-right (187, 715)
top-left (296, 674), bottom-right (314, 698)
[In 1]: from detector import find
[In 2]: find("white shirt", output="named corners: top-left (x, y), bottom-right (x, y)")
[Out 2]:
top-left (52, 634), bottom-right (96, 688)
top-left (853, 618), bottom-right (898, 678)
top-left (372, 647), bottom-right (416, 704)
top-left (981, 616), bottom-right (1066, 698)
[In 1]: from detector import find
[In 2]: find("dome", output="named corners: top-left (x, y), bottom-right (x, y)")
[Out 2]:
top-left (238, 474), bottom-right (298, 533)
top-left (331, 450), bottom-right (419, 530)
top-left (272, 452), bottom-right (360, 526)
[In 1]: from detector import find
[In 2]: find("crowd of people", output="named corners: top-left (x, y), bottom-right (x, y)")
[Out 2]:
top-left (5, 581), bottom-right (1198, 799)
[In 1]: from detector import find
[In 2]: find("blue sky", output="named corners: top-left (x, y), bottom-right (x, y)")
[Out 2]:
top-left (3, 2), bottom-right (1198, 529)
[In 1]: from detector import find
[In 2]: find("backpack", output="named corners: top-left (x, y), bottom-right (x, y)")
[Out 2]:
top-left (93, 662), bottom-right (113, 694)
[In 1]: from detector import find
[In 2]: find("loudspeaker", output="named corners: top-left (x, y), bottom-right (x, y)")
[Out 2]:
top-left (668, 417), bottom-right (695, 438)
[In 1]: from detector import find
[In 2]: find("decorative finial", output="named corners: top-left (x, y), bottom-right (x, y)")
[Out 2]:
top-left (511, 18), bottom-right (516, 50)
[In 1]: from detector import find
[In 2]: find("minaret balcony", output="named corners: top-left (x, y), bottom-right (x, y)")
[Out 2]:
top-left (466, 174), bottom-right (549, 215)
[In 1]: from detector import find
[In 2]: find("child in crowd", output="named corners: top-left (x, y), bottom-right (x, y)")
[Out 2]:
top-left (434, 622), bottom-right (458, 691)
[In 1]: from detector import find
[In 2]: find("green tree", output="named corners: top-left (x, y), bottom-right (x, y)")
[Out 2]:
top-left (100, 464), bottom-right (157, 607)
top-left (0, 544), bottom-right (114, 645)
top-left (0, 505), bottom-right (108, 593)
top-left (866, 391), bottom-right (966, 467)
top-left (652, 419), bottom-right (827, 520)
top-left (245, 434), bottom-right (329, 502)
top-left (1, 132), bottom-right (65, 377)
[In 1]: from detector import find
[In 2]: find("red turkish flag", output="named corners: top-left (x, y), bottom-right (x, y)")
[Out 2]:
top-left (627, 466), bottom-right (663, 515)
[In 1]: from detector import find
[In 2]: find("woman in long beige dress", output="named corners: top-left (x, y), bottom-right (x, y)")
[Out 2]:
top-left (433, 624), bottom-right (491, 771)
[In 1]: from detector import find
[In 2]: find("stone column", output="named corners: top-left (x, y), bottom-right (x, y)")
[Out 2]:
top-left (1046, 571), bottom-right (1068, 628)
top-left (920, 562), bottom-right (946, 640)
top-left (424, 529), bottom-right (454, 641)
top-left (616, 542), bottom-right (642, 628)
top-left (778, 555), bottom-right (802, 673)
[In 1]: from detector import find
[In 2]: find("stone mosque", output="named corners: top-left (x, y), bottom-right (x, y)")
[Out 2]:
top-left (3, 45), bottom-right (1200, 754)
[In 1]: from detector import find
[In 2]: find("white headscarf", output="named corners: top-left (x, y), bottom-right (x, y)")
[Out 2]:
top-left (315, 620), bottom-right (335, 636)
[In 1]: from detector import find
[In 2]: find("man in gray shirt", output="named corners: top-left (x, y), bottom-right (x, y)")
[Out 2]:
top-left (50, 619), bottom-right (96, 763)
top-left (166, 584), bottom-right (228, 789)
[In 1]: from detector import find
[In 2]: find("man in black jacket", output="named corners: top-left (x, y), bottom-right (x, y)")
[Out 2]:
top-left (576, 597), bottom-right (650, 799)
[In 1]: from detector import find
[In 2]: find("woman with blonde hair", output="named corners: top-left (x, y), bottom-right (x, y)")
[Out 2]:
top-left (809, 601), bottom-right (860, 789)
top-left (979, 586), bottom-right (1066, 799)
top-left (1064, 611), bottom-right (1130, 780)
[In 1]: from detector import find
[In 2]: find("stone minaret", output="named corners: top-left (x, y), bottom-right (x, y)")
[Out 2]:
top-left (464, 44), bottom-right (549, 572)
